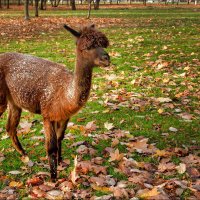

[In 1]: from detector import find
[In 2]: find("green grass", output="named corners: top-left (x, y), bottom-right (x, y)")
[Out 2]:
top-left (0, 7), bottom-right (200, 198)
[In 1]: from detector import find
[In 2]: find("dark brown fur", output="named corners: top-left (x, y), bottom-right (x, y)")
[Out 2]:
top-left (0, 24), bottom-right (110, 181)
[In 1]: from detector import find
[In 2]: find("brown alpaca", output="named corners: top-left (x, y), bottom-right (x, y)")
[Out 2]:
top-left (0, 24), bottom-right (110, 181)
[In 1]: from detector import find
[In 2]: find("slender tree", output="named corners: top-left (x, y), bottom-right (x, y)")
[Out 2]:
top-left (70, 0), bottom-right (76, 10)
top-left (24, 0), bottom-right (30, 20)
top-left (87, 0), bottom-right (92, 19)
top-left (94, 0), bottom-right (100, 10)
top-left (40, 0), bottom-right (47, 10)
top-left (6, 0), bottom-right (9, 9)
top-left (0, 0), bottom-right (2, 8)
top-left (35, 0), bottom-right (39, 17)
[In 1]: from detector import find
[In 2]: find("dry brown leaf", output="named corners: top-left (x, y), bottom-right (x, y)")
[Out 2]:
top-left (26, 177), bottom-right (43, 186)
top-left (109, 149), bottom-right (124, 162)
top-left (127, 138), bottom-right (149, 153)
top-left (110, 186), bottom-right (129, 199)
top-left (31, 187), bottom-right (46, 198)
top-left (46, 190), bottom-right (63, 200)
top-left (19, 121), bottom-right (32, 134)
top-left (158, 162), bottom-right (176, 172)
top-left (90, 177), bottom-right (105, 186)
top-left (85, 121), bottom-right (98, 132)
top-left (111, 138), bottom-right (120, 147)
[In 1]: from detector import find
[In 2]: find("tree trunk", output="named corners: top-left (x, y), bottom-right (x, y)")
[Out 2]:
top-left (0, 0), bottom-right (2, 8)
top-left (40, 0), bottom-right (44, 9)
top-left (87, 0), bottom-right (92, 19)
top-left (18, 0), bottom-right (21, 5)
top-left (6, 0), bottom-right (9, 9)
top-left (187, 0), bottom-right (189, 4)
top-left (143, 0), bottom-right (146, 5)
top-left (94, 0), bottom-right (100, 10)
top-left (70, 0), bottom-right (76, 10)
top-left (35, 0), bottom-right (39, 17)
top-left (24, 0), bottom-right (30, 20)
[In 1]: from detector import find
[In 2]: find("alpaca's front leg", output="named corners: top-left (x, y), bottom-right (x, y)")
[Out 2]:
top-left (53, 119), bottom-right (69, 164)
top-left (43, 119), bottom-right (58, 181)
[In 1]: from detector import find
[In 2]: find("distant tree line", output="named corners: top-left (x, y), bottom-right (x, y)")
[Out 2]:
top-left (0, 0), bottom-right (199, 19)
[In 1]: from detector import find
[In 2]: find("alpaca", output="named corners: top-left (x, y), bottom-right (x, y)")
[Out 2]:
top-left (0, 24), bottom-right (110, 180)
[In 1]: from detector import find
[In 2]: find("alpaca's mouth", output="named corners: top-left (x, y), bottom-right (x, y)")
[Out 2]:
top-left (100, 53), bottom-right (110, 67)
top-left (100, 59), bottom-right (110, 67)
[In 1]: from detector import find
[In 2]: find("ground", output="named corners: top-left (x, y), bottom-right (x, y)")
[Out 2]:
top-left (0, 5), bottom-right (200, 200)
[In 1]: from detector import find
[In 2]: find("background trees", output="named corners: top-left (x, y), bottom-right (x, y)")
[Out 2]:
top-left (0, 0), bottom-right (199, 20)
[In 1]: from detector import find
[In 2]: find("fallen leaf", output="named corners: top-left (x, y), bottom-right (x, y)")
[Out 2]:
top-left (158, 162), bottom-right (176, 172)
top-left (19, 121), bottom-right (32, 134)
top-left (153, 149), bottom-right (172, 158)
top-left (176, 163), bottom-right (186, 174)
top-left (104, 122), bottom-right (114, 130)
top-left (111, 138), bottom-right (119, 147)
top-left (9, 181), bottom-right (23, 188)
top-left (85, 121), bottom-right (98, 132)
top-left (139, 187), bottom-right (160, 199)
top-left (109, 149), bottom-right (124, 162)
top-left (156, 97), bottom-right (172, 103)
top-left (71, 155), bottom-right (79, 185)
top-left (8, 170), bottom-right (22, 175)
top-left (90, 177), bottom-right (105, 186)
top-left (27, 177), bottom-right (43, 186)
top-left (1, 134), bottom-right (9, 140)
top-left (169, 127), bottom-right (178, 132)
top-left (46, 190), bottom-right (63, 200)
top-left (91, 184), bottom-right (110, 192)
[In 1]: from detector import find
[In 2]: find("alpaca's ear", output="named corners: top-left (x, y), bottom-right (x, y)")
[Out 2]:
top-left (63, 24), bottom-right (81, 38)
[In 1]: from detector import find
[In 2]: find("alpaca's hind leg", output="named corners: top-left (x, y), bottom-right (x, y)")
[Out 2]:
top-left (0, 92), bottom-right (7, 117)
top-left (54, 120), bottom-right (69, 164)
top-left (6, 103), bottom-right (26, 156)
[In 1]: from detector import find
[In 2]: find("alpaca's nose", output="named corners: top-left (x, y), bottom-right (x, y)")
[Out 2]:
top-left (101, 53), bottom-right (110, 67)
top-left (102, 53), bottom-right (110, 61)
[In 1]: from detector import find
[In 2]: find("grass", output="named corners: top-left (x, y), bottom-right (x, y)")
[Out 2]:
top-left (0, 6), bottom-right (200, 198)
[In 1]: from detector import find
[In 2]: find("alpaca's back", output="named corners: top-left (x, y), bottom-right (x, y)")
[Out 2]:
top-left (0, 52), bottom-right (72, 114)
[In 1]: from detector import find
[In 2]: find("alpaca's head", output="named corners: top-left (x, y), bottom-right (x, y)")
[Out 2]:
top-left (64, 24), bottom-right (110, 67)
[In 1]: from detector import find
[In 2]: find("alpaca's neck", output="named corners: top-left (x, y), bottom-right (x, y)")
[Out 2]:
top-left (68, 53), bottom-right (93, 108)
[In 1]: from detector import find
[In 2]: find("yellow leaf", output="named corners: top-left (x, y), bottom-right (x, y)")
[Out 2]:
top-left (158, 108), bottom-right (164, 114)
top-left (163, 78), bottom-right (170, 83)
top-left (9, 181), bottom-right (23, 188)
top-left (139, 187), bottom-right (160, 199)
top-left (91, 184), bottom-right (110, 192)
top-left (153, 149), bottom-right (172, 157)
top-left (71, 155), bottom-right (79, 185)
